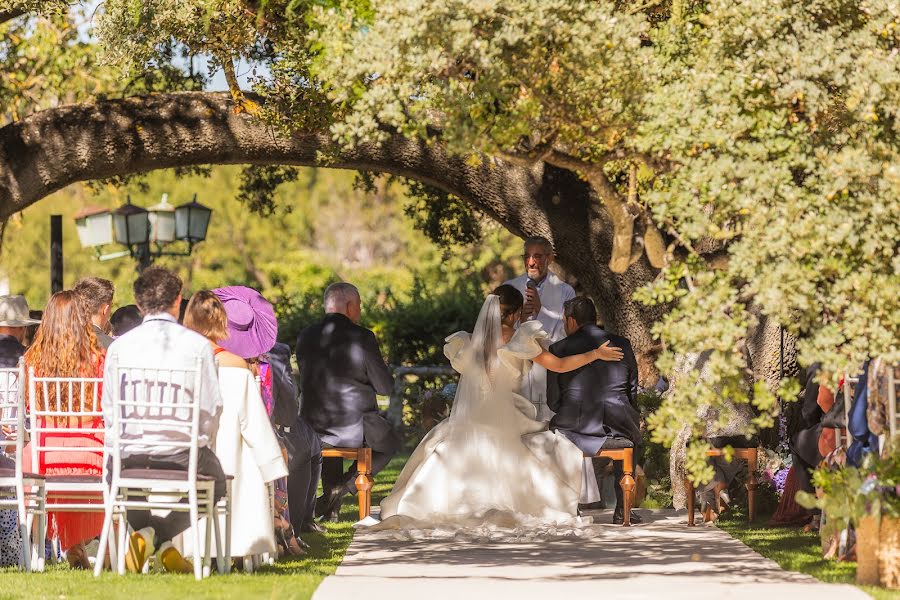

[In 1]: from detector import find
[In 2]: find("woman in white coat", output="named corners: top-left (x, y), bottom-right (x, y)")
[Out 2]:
top-left (184, 291), bottom-right (288, 560)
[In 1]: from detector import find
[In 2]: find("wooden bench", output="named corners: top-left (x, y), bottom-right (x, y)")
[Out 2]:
top-left (685, 446), bottom-right (758, 526)
top-left (321, 447), bottom-right (374, 521)
top-left (587, 443), bottom-right (636, 527)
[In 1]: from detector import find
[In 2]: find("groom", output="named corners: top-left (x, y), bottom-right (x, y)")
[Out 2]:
top-left (547, 296), bottom-right (642, 524)
top-left (297, 282), bottom-right (401, 521)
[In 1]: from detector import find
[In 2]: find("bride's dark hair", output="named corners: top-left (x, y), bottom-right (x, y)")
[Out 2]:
top-left (492, 285), bottom-right (523, 322)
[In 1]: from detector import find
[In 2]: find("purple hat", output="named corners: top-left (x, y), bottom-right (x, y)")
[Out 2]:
top-left (212, 286), bottom-right (278, 359)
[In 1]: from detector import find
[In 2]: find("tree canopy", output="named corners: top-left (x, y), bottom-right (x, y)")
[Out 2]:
top-left (1, 0), bottom-right (898, 481)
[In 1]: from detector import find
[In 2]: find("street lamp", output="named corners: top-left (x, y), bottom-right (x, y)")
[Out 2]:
top-left (175, 194), bottom-right (213, 247)
top-left (74, 206), bottom-right (114, 248)
top-left (74, 194), bottom-right (213, 271)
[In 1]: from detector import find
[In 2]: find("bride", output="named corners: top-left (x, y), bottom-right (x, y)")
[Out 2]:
top-left (372, 285), bottom-right (623, 534)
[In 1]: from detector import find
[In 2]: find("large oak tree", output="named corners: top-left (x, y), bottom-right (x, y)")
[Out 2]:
top-left (1, 0), bottom-right (897, 484)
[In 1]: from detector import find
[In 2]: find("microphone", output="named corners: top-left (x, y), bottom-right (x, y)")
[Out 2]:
top-left (524, 278), bottom-right (538, 319)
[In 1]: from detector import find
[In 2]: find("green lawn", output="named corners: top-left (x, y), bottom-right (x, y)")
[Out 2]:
top-left (718, 513), bottom-right (900, 600)
top-left (0, 454), bottom-right (407, 600)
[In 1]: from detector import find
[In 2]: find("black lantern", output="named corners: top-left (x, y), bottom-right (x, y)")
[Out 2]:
top-left (112, 198), bottom-right (150, 247)
top-left (175, 194), bottom-right (213, 245)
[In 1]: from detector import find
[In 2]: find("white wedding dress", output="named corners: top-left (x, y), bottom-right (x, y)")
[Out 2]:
top-left (370, 296), bottom-right (588, 539)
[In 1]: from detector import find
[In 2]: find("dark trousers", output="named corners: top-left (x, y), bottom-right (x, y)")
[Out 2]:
top-left (118, 447), bottom-right (227, 544)
top-left (287, 451), bottom-right (322, 531)
top-left (279, 417), bottom-right (323, 530)
top-left (590, 456), bottom-right (631, 512)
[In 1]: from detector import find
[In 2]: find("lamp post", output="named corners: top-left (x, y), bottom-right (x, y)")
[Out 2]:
top-left (74, 194), bottom-right (213, 272)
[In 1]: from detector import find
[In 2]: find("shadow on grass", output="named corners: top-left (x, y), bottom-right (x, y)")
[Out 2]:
top-left (0, 454), bottom-right (409, 600)
top-left (718, 510), bottom-right (899, 600)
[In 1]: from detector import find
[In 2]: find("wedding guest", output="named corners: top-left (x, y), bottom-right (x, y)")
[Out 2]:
top-left (260, 340), bottom-right (323, 535)
top-left (296, 282), bottom-right (400, 522)
top-left (23, 291), bottom-right (105, 569)
top-left (547, 296), bottom-right (641, 524)
top-left (109, 304), bottom-right (142, 337)
top-left (0, 296), bottom-right (38, 367)
top-left (847, 360), bottom-right (878, 467)
top-left (184, 289), bottom-right (288, 560)
top-left (0, 295), bottom-right (38, 567)
top-left (73, 277), bottom-right (115, 349)
top-left (504, 236), bottom-right (575, 421)
top-left (102, 267), bottom-right (225, 573)
top-left (214, 286), bottom-right (320, 542)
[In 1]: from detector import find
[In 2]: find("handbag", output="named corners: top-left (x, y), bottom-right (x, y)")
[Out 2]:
top-left (821, 393), bottom-right (846, 429)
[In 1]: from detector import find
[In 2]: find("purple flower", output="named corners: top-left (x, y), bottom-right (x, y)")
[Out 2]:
top-left (772, 467), bottom-right (790, 495)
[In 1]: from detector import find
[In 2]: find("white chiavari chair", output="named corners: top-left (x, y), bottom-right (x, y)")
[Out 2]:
top-left (94, 358), bottom-right (229, 580)
top-left (0, 364), bottom-right (46, 571)
top-left (26, 366), bottom-right (116, 571)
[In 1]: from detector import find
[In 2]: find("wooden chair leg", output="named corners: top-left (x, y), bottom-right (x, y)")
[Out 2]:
top-left (745, 448), bottom-right (758, 523)
top-left (354, 448), bottom-right (374, 520)
top-left (685, 479), bottom-right (695, 526)
top-left (620, 449), bottom-right (635, 527)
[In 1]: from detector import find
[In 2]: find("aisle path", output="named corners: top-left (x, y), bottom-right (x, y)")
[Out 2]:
top-left (313, 509), bottom-right (869, 600)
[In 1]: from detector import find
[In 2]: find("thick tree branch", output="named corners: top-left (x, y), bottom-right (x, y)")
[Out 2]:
top-left (0, 8), bottom-right (26, 25)
top-left (0, 90), bottom-right (665, 362)
top-left (542, 149), bottom-right (639, 273)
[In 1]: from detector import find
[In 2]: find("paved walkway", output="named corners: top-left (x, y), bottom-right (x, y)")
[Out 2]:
top-left (313, 509), bottom-right (870, 600)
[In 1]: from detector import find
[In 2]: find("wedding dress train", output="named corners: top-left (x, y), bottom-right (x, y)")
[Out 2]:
top-left (369, 297), bottom-right (590, 539)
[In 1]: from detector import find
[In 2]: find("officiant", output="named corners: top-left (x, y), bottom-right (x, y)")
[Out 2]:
top-left (504, 236), bottom-right (575, 421)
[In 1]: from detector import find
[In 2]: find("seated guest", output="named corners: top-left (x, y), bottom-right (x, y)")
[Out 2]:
top-left (23, 291), bottom-right (105, 569)
top-left (184, 290), bottom-right (288, 560)
top-left (547, 296), bottom-right (642, 524)
top-left (296, 282), bottom-right (400, 522)
top-left (0, 295), bottom-right (39, 567)
top-left (789, 364), bottom-right (829, 507)
top-left (213, 286), bottom-right (323, 537)
top-left (109, 305), bottom-right (142, 338)
top-left (266, 341), bottom-right (324, 537)
top-left (102, 267), bottom-right (225, 573)
top-left (0, 295), bottom-right (37, 367)
top-left (73, 277), bottom-right (115, 350)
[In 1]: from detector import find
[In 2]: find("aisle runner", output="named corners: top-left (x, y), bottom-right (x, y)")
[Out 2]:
top-left (313, 510), bottom-right (869, 600)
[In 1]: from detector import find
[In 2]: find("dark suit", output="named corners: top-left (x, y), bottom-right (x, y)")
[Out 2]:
top-left (788, 363), bottom-right (824, 496)
top-left (296, 313), bottom-right (400, 493)
top-left (547, 324), bottom-right (640, 511)
top-left (547, 324), bottom-right (640, 453)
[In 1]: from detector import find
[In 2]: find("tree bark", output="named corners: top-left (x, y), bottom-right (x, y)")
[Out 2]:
top-left (0, 91), bottom-right (663, 370)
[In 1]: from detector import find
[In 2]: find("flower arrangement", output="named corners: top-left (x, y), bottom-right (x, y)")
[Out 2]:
top-left (759, 447), bottom-right (791, 496)
top-left (797, 444), bottom-right (900, 528)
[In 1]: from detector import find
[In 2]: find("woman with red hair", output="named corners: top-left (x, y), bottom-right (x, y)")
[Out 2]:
top-left (24, 290), bottom-right (105, 569)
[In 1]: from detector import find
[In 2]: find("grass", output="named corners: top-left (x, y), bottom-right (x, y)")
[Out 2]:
top-left (718, 512), bottom-right (900, 600)
top-left (0, 454), bottom-right (407, 600)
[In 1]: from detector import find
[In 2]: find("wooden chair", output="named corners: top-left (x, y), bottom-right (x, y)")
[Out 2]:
top-left (685, 446), bottom-right (758, 526)
top-left (321, 447), bottom-right (374, 521)
top-left (587, 440), bottom-right (636, 527)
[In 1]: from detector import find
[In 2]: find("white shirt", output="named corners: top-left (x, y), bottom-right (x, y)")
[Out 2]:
top-left (102, 313), bottom-right (223, 457)
top-left (504, 272), bottom-right (575, 344)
